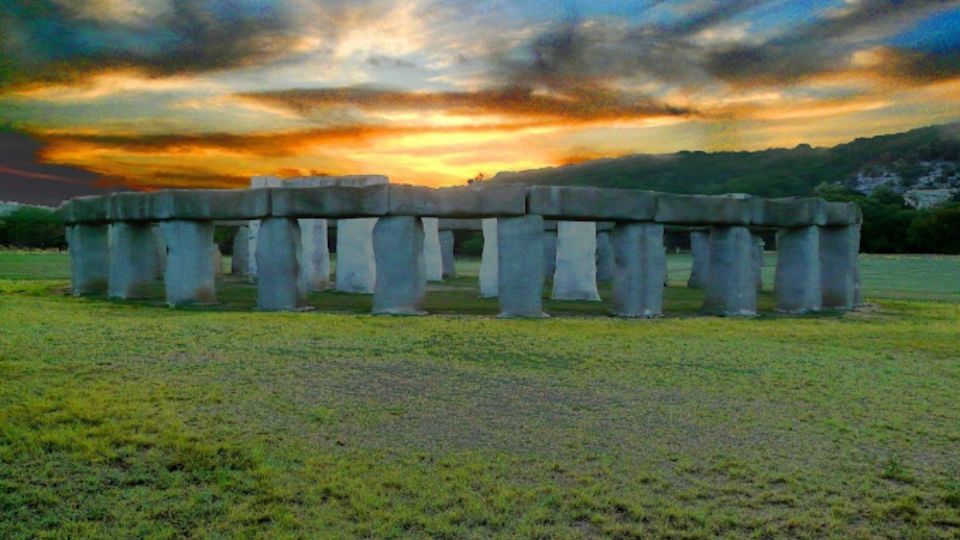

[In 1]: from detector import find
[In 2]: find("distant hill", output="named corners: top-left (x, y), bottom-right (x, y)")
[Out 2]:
top-left (489, 121), bottom-right (960, 199)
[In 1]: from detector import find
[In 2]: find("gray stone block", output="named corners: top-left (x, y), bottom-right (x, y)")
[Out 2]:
top-left (440, 230), bottom-right (456, 278)
top-left (387, 184), bottom-right (527, 217)
top-left (479, 218), bottom-right (498, 297)
top-left (160, 220), bottom-right (217, 306)
top-left (552, 221), bottom-right (600, 301)
top-left (775, 226), bottom-right (821, 313)
top-left (822, 201), bottom-right (861, 225)
top-left (655, 193), bottom-right (763, 225)
top-left (611, 223), bottom-right (665, 318)
top-left (528, 186), bottom-right (656, 221)
top-left (543, 230), bottom-right (558, 278)
top-left (687, 230), bottom-right (709, 288)
top-left (336, 218), bottom-right (377, 293)
top-left (498, 215), bottom-right (546, 318)
top-left (299, 219), bottom-right (330, 291)
top-left (108, 192), bottom-right (156, 222)
top-left (108, 222), bottom-right (160, 299)
top-left (373, 216), bottom-right (427, 315)
top-left (256, 218), bottom-right (307, 310)
top-left (703, 226), bottom-right (757, 316)
top-left (59, 196), bottom-right (110, 224)
top-left (67, 224), bottom-right (109, 294)
top-left (757, 197), bottom-right (821, 227)
top-left (231, 226), bottom-right (250, 276)
top-left (596, 231), bottom-right (615, 283)
top-left (286, 175), bottom-right (389, 188)
top-left (271, 185), bottom-right (388, 218)
top-left (153, 189), bottom-right (270, 220)
top-left (422, 217), bottom-right (443, 281)
top-left (820, 224), bottom-right (860, 309)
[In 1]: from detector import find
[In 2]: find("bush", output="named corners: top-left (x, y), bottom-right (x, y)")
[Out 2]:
top-left (907, 204), bottom-right (960, 254)
top-left (0, 207), bottom-right (66, 249)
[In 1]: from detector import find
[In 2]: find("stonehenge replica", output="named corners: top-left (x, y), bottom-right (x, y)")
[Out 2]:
top-left (58, 178), bottom-right (862, 318)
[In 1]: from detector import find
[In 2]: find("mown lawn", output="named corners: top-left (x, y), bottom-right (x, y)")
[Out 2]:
top-left (1, 251), bottom-right (959, 538)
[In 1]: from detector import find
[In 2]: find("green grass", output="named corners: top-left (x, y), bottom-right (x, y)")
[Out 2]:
top-left (1, 252), bottom-right (959, 538)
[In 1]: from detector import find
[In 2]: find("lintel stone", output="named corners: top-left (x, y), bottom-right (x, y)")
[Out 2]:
top-left (152, 189), bottom-right (270, 220)
top-left (58, 195), bottom-right (110, 224)
top-left (528, 186), bottom-right (655, 221)
top-left (270, 185), bottom-right (388, 218)
top-left (655, 193), bottom-right (763, 225)
top-left (387, 184), bottom-right (527, 217)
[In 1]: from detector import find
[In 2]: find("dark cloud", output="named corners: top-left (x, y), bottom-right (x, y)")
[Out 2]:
top-left (0, 130), bottom-right (113, 205)
top-left (491, 0), bottom-right (960, 96)
top-left (706, 0), bottom-right (960, 84)
top-left (239, 84), bottom-right (692, 122)
top-left (0, 0), bottom-right (307, 89)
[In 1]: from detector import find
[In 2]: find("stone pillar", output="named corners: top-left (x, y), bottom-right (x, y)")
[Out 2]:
top-left (212, 244), bottom-right (224, 278)
top-left (256, 218), bottom-right (306, 311)
top-left (231, 225), bottom-right (249, 276)
top-left (752, 234), bottom-right (765, 291)
top-left (703, 226), bottom-right (757, 316)
top-left (299, 218), bottom-right (330, 291)
top-left (373, 216), bottom-right (426, 315)
top-left (596, 230), bottom-right (615, 284)
top-left (422, 217), bottom-right (443, 282)
top-left (687, 230), bottom-right (709, 288)
top-left (336, 218), bottom-right (377, 293)
top-left (611, 223), bottom-right (665, 318)
top-left (552, 221), bottom-right (601, 301)
top-left (498, 215), bottom-right (546, 318)
top-left (160, 220), bottom-right (217, 306)
top-left (153, 225), bottom-right (167, 279)
top-left (775, 226), bottom-right (821, 313)
top-left (108, 222), bottom-right (160, 299)
top-left (543, 230), bottom-right (558, 279)
top-left (247, 220), bottom-right (260, 282)
top-left (820, 224), bottom-right (860, 310)
top-left (479, 218), bottom-right (498, 297)
top-left (67, 224), bottom-right (110, 295)
top-left (439, 230), bottom-right (456, 279)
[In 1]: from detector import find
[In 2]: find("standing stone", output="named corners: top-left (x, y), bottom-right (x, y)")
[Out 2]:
top-left (336, 218), bottom-right (377, 293)
top-left (231, 225), bottom-right (249, 276)
top-left (422, 217), bottom-right (443, 282)
top-left (596, 231), bottom-right (615, 284)
top-left (68, 224), bottom-right (110, 295)
top-left (611, 223), bottom-right (665, 318)
top-left (439, 230), bottom-right (456, 278)
top-left (256, 218), bottom-right (306, 311)
top-left (687, 230), bottom-right (710, 288)
top-left (703, 226), bottom-right (757, 316)
top-left (552, 221), bottom-right (601, 301)
top-left (212, 244), bottom-right (224, 278)
top-left (247, 220), bottom-right (260, 282)
top-left (160, 220), bottom-right (217, 306)
top-left (498, 215), bottom-right (546, 318)
top-left (299, 218), bottom-right (330, 291)
top-left (373, 216), bottom-right (426, 315)
top-left (543, 230), bottom-right (558, 279)
top-left (153, 225), bottom-right (167, 279)
top-left (775, 226), bottom-right (821, 313)
top-left (108, 222), bottom-right (160, 299)
top-left (820, 224), bottom-right (860, 309)
top-left (752, 234), bottom-right (765, 291)
top-left (479, 218), bottom-right (498, 297)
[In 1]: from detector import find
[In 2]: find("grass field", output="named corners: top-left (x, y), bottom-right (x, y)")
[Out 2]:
top-left (1, 251), bottom-right (959, 538)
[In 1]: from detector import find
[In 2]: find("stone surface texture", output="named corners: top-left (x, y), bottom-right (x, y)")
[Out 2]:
top-left (421, 217), bottom-right (443, 281)
top-left (373, 216), bottom-right (426, 315)
top-left (775, 226), bottom-right (822, 313)
top-left (256, 218), bottom-right (306, 310)
top-left (108, 222), bottom-right (159, 299)
top-left (336, 218), bottom-right (378, 293)
top-left (611, 223), bottom-right (665, 317)
top-left (552, 221), bottom-right (601, 301)
top-left (497, 215), bottom-right (546, 318)
top-left (703, 226), bottom-right (757, 316)
top-left (68, 224), bottom-right (110, 295)
top-left (160, 220), bottom-right (217, 306)
top-left (479, 218), bottom-right (498, 297)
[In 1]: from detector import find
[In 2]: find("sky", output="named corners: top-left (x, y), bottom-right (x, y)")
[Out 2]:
top-left (2, 0), bottom-right (960, 204)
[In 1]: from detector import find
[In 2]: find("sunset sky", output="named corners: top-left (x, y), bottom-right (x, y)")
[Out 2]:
top-left (2, 0), bottom-right (960, 203)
